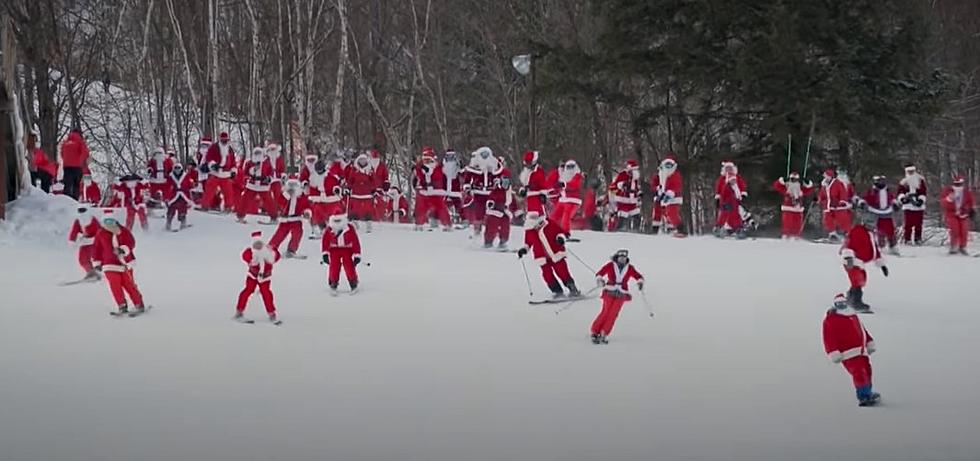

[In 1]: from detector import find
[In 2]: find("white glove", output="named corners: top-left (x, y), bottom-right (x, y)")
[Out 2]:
top-left (829, 352), bottom-right (843, 364)
top-left (595, 276), bottom-right (606, 287)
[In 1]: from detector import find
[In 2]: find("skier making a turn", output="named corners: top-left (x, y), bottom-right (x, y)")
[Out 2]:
top-left (591, 249), bottom-right (645, 344)
top-left (92, 209), bottom-right (147, 316)
top-left (517, 211), bottom-right (581, 300)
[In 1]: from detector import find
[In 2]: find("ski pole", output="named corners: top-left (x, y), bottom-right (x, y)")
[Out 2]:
top-left (520, 257), bottom-right (534, 297)
top-left (786, 134), bottom-right (792, 177)
top-left (554, 286), bottom-right (601, 315)
top-left (566, 247), bottom-right (596, 273)
top-left (802, 136), bottom-right (813, 178)
top-left (641, 289), bottom-right (654, 318)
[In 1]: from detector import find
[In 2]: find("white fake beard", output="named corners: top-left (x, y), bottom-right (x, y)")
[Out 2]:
top-left (370, 157), bottom-right (380, 169)
top-left (519, 168), bottom-right (532, 186)
top-left (787, 181), bottom-right (802, 199)
top-left (631, 170), bottom-right (640, 180)
top-left (559, 168), bottom-right (577, 183)
top-left (659, 167), bottom-right (674, 186)
top-left (443, 161), bottom-right (460, 178)
top-left (905, 174), bottom-right (921, 191)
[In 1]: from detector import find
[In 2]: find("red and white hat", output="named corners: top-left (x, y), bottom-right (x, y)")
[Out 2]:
top-left (833, 293), bottom-right (847, 307)
top-left (251, 230), bottom-right (263, 241)
top-left (200, 136), bottom-right (213, 145)
top-left (824, 168), bottom-right (836, 178)
top-left (625, 159), bottom-right (639, 171)
top-left (219, 131), bottom-right (230, 141)
top-left (422, 146), bottom-right (436, 156)
top-left (788, 171), bottom-right (800, 179)
top-left (304, 153), bottom-right (317, 162)
top-left (370, 149), bottom-right (381, 159)
top-left (952, 174), bottom-right (965, 185)
top-left (523, 150), bottom-right (539, 166)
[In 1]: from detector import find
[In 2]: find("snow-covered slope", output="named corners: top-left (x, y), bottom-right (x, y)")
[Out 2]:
top-left (1, 198), bottom-right (979, 461)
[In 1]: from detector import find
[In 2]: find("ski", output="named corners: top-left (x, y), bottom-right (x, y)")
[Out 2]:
top-left (234, 316), bottom-right (256, 324)
top-left (284, 254), bottom-right (309, 260)
top-left (257, 220), bottom-right (278, 226)
top-left (58, 277), bottom-right (100, 287)
top-left (128, 305), bottom-right (154, 317)
top-left (565, 238), bottom-right (582, 243)
top-left (528, 294), bottom-right (596, 305)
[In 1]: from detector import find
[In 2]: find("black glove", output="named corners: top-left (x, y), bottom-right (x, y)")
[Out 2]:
top-left (322, 254), bottom-right (330, 265)
top-left (900, 196), bottom-right (910, 204)
top-left (332, 186), bottom-right (342, 196)
top-left (892, 202), bottom-right (901, 212)
top-left (970, 209), bottom-right (976, 219)
top-left (715, 198), bottom-right (720, 209)
top-left (261, 177), bottom-right (271, 185)
top-left (556, 236), bottom-right (566, 245)
top-left (557, 181), bottom-right (565, 189)
top-left (230, 170), bottom-right (237, 178)
top-left (881, 266), bottom-right (889, 277)
top-left (517, 247), bottom-right (528, 258)
top-left (858, 201), bottom-right (868, 210)
top-left (914, 197), bottom-right (924, 207)
top-left (517, 187), bottom-right (528, 198)
top-left (342, 188), bottom-right (351, 196)
top-left (353, 256), bottom-right (361, 266)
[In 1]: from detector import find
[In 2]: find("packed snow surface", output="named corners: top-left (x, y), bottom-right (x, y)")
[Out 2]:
top-left (1, 195), bottom-right (979, 461)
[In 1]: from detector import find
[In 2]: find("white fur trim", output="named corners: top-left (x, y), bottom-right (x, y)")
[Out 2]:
top-left (245, 183), bottom-right (270, 192)
top-left (781, 205), bottom-right (804, 213)
top-left (559, 197), bottom-right (583, 205)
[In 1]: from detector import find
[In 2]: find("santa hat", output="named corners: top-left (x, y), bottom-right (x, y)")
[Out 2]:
top-left (219, 131), bottom-right (230, 141)
top-left (251, 230), bottom-right (263, 242)
top-left (873, 175), bottom-right (886, 182)
top-left (421, 150), bottom-right (437, 163)
top-left (173, 163), bottom-right (184, 172)
top-left (304, 154), bottom-right (317, 162)
top-left (662, 155), bottom-right (677, 164)
top-left (328, 214), bottom-right (348, 230)
top-left (612, 248), bottom-right (629, 261)
top-left (422, 146), bottom-right (436, 156)
top-left (251, 147), bottom-right (266, 158)
top-left (904, 163), bottom-right (916, 171)
top-left (370, 149), bottom-right (381, 159)
top-left (153, 146), bottom-right (165, 156)
top-left (101, 208), bottom-right (119, 225)
top-left (625, 160), bottom-right (639, 171)
top-left (523, 150), bottom-right (539, 166)
top-left (823, 168), bottom-right (836, 178)
top-left (788, 171), bottom-right (800, 180)
top-left (832, 293), bottom-right (847, 309)
top-left (952, 174), bottom-right (965, 185)
top-left (564, 159), bottom-right (578, 168)
top-left (200, 136), bottom-right (213, 144)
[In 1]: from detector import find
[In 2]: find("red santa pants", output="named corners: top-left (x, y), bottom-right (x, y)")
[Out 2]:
top-left (166, 199), bottom-right (189, 221)
top-left (469, 195), bottom-right (489, 224)
top-left (125, 206), bottom-right (148, 231)
top-left (591, 295), bottom-right (626, 336)
top-left (876, 217), bottom-right (897, 248)
top-left (348, 197), bottom-right (376, 221)
top-left (77, 244), bottom-right (94, 272)
top-left (716, 203), bottom-right (742, 230)
top-left (842, 355), bottom-right (873, 389)
top-left (616, 202), bottom-right (640, 218)
top-left (484, 213), bottom-right (511, 244)
top-left (148, 183), bottom-right (168, 202)
top-left (327, 249), bottom-right (358, 286)
top-left (237, 277), bottom-right (275, 314)
top-left (415, 195), bottom-right (451, 226)
top-left (104, 269), bottom-right (144, 307)
top-left (237, 189), bottom-right (278, 220)
top-left (269, 221), bottom-right (303, 253)
top-left (822, 210), bottom-right (852, 234)
top-left (270, 181), bottom-right (283, 199)
top-left (311, 202), bottom-right (341, 227)
top-left (947, 215), bottom-right (971, 249)
top-left (526, 193), bottom-right (548, 215)
top-left (653, 204), bottom-right (683, 229)
top-left (845, 266), bottom-right (867, 289)
top-left (781, 211), bottom-right (804, 237)
top-left (903, 210), bottom-right (924, 243)
top-left (540, 259), bottom-right (573, 286)
top-left (202, 177), bottom-right (237, 211)
top-left (550, 202), bottom-right (579, 233)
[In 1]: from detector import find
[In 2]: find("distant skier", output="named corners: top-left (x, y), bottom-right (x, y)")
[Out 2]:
top-left (346, 152), bottom-right (380, 232)
top-left (822, 293), bottom-right (881, 406)
top-left (857, 176), bottom-right (901, 254)
top-left (840, 217), bottom-right (889, 312)
top-left (163, 163), bottom-right (198, 232)
top-left (265, 142), bottom-right (286, 198)
top-left (146, 147), bottom-right (174, 204)
top-left (68, 206), bottom-right (101, 282)
top-left (650, 156), bottom-right (685, 236)
top-left (550, 159), bottom-right (583, 234)
top-left (383, 186), bottom-right (410, 223)
top-left (517, 211), bottom-right (581, 299)
top-left (610, 160), bottom-right (643, 231)
top-left (201, 131), bottom-right (238, 213)
top-left (321, 214), bottom-right (362, 295)
top-left (464, 147), bottom-right (497, 235)
top-left (714, 161), bottom-right (748, 238)
top-left (79, 174), bottom-right (102, 206)
top-left (412, 148), bottom-right (452, 231)
top-left (773, 172), bottom-right (814, 239)
top-left (442, 150), bottom-right (466, 223)
top-left (236, 230), bottom-right (282, 324)
top-left (591, 249), bottom-right (645, 344)
top-left (238, 147), bottom-right (278, 223)
top-left (940, 175), bottom-right (975, 255)
top-left (111, 174), bottom-right (148, 231)
top-left (484, 168), bottom-right (515, 249)
top-left (819, 169), bottom-right (853, 241)
top-left (306, 159), bottom-right (345, 238)
top-left (91, 209), bottom-right (147, 315)
top-left (269, 176), bottom-right (311, 258)
top-left (518, 150), bottom-right (551, 215)
top-left (897, 164), bottom-right (927, 245)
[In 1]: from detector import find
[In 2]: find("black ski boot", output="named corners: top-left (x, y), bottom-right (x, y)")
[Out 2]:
top-left (598, 334), bottom-right (609, 344)
top-left (329, 283), bottom-right (339, 296)
top-left (165, 217), bottom-right (173, 232)
top-left (849, 287), bottom-right (872, 312)
top-left (565, 280), bottom-right (581, 298)
top-left (591, 333), bottom-right (601, 344)
top-left (548, 282), bottom-right (565, 300)
top-left (858, 392), bottom-right (881, 407)
top-left (958, 247), bottom-right (969, 256)
top-left (349, 281), bottom-right (359, 295)
top-left (483, 241), bottom-right (493, 249)
top-left (179, 218), bottom-right (188, 229)
top-left (111, 304), bottom-right (129, 316)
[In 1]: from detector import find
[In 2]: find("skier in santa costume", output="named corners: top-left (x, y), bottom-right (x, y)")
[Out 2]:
top-left (412, 148), bottom-right (452, 231)
top-left (79, 174), bottom-right (102, 205)
top-left (306, 159), bottom-right (345, 238)
top-left (518, 150), bottom-right (551, 215)
top-left (819, 169), bottom-right (853, 241)
top-left (484, 168), bottom-right (516, 249)
top-left (268, 176), bottom-right (311, 258)
top-left (91, 209), bottom-right (147, 315)
top-left (68, 206), bottom-right (102, 281)
top-left (517, 211), bottom-right (581, 299)
top-left (714, 161), bottom-right (748, 237)
top-left (146, 147), bottom-right (173, 204)
top-left (840, 216), bottom-right (889, 312)
top-left (857, 176), bottom-right (901, 254)
top-left (236, 231), bottom-right (282, 324)
top-left (464, 147), bottom-right (497, 235)
top-left (346, 152), bottom-right (380, 231)
top-left (237, 148), bottom-right (278, 223)
top-left (384, 186), bottom-right (410, 223)
top-left (773, 172), bottom-right (814, 239)
top-left (321, 214), bottom-right (362, 294)
top-left (114, 174), bottom-right (149, 231)
top-left (822, 293), bottom-right (880, 406)
top-left (163, 163), bottom-right (197, 232)
top-left (940, 175), bottom-right (975, 255)
top-left (193, 137), bottom-right (213, 208)
top-left (550, 159), bottom-right (583, 234)
top-left (590, 249), bottom-right (645, 344)
top-left (265, 142), bottom-right (286, 198)
top-left (442, 150), bottom-right (467, 223)
top-left (650, 156), bottom-right (685, 236)
top-left (610, 160), bottom-right (644, 231)
top-left (897, 164), bottom-right (927, 245)
top-left (201, 131), bottom-right (238, 212)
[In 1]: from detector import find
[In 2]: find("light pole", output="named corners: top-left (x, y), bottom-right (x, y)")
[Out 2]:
top-left (512, 54), bottom-right (535, 149)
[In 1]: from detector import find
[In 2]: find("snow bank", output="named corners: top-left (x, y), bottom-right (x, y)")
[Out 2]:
top-left (0, 188), bottom-right (85, 245)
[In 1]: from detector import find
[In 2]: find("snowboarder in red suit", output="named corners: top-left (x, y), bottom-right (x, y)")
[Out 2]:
top-left (269, 176), bottom-right (312, 258)
top-left (772, 171), bottom-right (814, 239)
top-left (346, 153), bottom-right (380, 228)
top-left (202, 131), bottom-right (238, 212)
top-left (163, 163), bottom-right (197, 232)
top-left (610, 160), bottom-right (644, 231)
top-left (518, 150), bottom-right (551, 215)
top-left (236, 231), bottom-right (282, 324)
top-left (91, 209), bottom-right (147, 315)
top-left (650, 156), bottom-right (685, 235)
top-left (484, 168), bottom-right (515, 249)
top-left (550, 159), bottom-right (584, 234)
top-left (591, 249), bottom-right (645, 344)
top-left (321, 214), bottom-right (362, 294)
top-left (822, 293), bottom-right (880, 406)
top-left (237, 148), bottom-right (278, 222)
top-left (840, 218), bottom-right (889, 312)
top-left (79, 174), bottom-right (102, 205)
top-left (146, 147), bottom-right (174, 203)
top-left (857, 176), bottom-right (901, 254)
top-left (897, 164), bottom-right (927, 245)
top-left (714, 161), bottom-right (748, 237)
top-left (68, 206), bottom-right (102, 281)
top-left (412, 148), bottom-right (452, 231)
top-left (517, 211), bottom-right (581, 299)
top-left (940, 175), bottom-right (975, 255)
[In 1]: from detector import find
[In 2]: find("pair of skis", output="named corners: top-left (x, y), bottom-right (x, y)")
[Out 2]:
top-left (109, 305), bottom-right (153, 318)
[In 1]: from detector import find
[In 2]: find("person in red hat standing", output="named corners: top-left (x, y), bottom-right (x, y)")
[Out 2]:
top-left (202, 131), bottom-right (238, 212)
top-left (897, 164), bottom-right (927, 245)
top-left (321, 214), bottom-right (363, 295)
top-left (268, 176), bottom-right (311, 258)
top-left (412, 147), bottom-right (451, 231)
top-left (163, 163), bottom-right (197, 232)
top-left (236, 230), bottom-right (282, 324)
top-left (819, 168), bottom-right (853, 241)
top-left (237, 147), bottom-right (278, 223)
top-left (549, 159), bottom-right (584, 234)
top-left (822, 293), bottom-right (880, 406)
top-left (856, 175), bottom-right (901, 254)
top-left (518, 150), bottom-right (551, 216)
top-left (610, 160), bottom-right (644, 231)
top-left (940, 175), bottom-right (975, 255)
top-left (146, 147), bottom-right (174, 204)
top-left (346, 152), bottom-right (381, 232)
top-left (265, 142), bottom-right (286, 199)
top-left (79, 173), bottom-right (102, 205)
top-left (483, 165), bottom-right (516, 249)
top-left (651, 156), bottom-right (685, 236)
top-left (773, 171), bottom-right (814, 239)
top-left (713, 161), bottom-right (748, 237)
top-left (92, 209), bottom-right (147, 316)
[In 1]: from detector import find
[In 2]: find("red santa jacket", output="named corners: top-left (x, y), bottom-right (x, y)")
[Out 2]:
top-left (487, 171), bottom-right (517, 219)
top-left (519, 165), bottom-right (550, 201)
top-left (941, 186), bottom-right (976, 219)
top-left (242, 158), bottom-right (274, 192)
top-left (242, 246), bottom-right (281, 282)
top-left (464, 164), bottom-right (494, 197)
top-left (91, 227), bottom-right (137, 272)
top-left (79, 180), bottom-right (102, 205)
top-left (113, 181), bottom-right (147, 209)
top-left (861, 187), bottom-right (898, 217)
top-left (773, 178), bottom-right (814, 213)
top-left (147, 156), bottom-right (174, 185)
top-left (307, 164), bottom-right (345, 204)
top-left (268, 155), bottom-right (286, 180)
top-left (384, 191), bottom-right (410, 222)
top-left (413, 163), bottom-right (448, 197)
top-left (651, 170), bottom-right (684, 206)
top-left (69, 215), bottom-right (100, 246)
top-left (820, 178), bottom-right (852, 211)
top-left (611, 171), bottom-right (643, 206)
top-left (715, 174), bottom-right (747, 205)
top-left (321, 224), bottom-right (362, 257)
top-left (59, 131), bottom-right (90, 168)
top-left (897, 174), bottom-right (927, 212)
top-left (164, 169), bottom-right (198, 205)
top-left (840, 226), bottom-right (882, 268)
top-left (596, 261), bottom-right (644, 301)
top-left (277, 192), bottom-right (311, 222)
top-left (32, 148), bottom-right (58, 176)
top-left (557, 172), bottom-right (584, 205)
top-left (373, 161), bottom-right (389, 188)
top-left (204, 143), bottom-right (238, 178)
top-left (523, 219), bottom-right (568, 265)
top-left (346, 165), bottom-right (378, 200)
top-left (822, 308), bottom-right (875, 363)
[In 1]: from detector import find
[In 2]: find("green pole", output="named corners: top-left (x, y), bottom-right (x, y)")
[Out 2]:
top-left (802, 136), bottom-right (813, 178)
top-left (786, 134), bottom-right (793, 177)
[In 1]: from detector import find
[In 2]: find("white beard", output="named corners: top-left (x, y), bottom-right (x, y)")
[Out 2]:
top-left (904, 174), bottom-right (921, 191)
top-left (519, 167), bottom-right (532, 186)
top-left (787, 181), bottom-right (802, 199)
top-left (658, 168), bottom-right (674, 187)
top-left (443, 161), bottom-right (460, 179)
top-left (559, 168), bottom-right (577, 182)
top-left (370, 157), bottom-right (380, 169)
